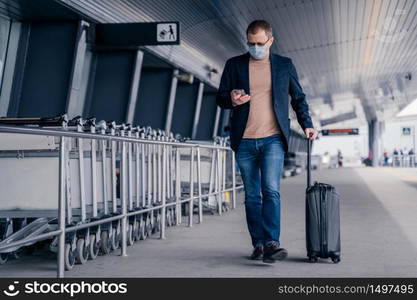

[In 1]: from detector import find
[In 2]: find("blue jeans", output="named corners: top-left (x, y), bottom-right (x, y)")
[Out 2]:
top-left (235, 133), bottom-right (285, 248)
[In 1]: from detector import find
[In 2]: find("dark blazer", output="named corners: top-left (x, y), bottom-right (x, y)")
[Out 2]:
top-left (216, 51), bottom-right (313, 153)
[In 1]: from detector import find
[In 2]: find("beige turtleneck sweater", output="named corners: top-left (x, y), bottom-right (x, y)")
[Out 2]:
top-left (242, 56), bottom-right (281, 138)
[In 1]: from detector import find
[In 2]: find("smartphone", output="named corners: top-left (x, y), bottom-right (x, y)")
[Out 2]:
top-left (232, 89), bottom-right (247, 96)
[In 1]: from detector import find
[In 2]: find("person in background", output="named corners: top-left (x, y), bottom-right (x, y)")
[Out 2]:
top-left (401, 148), bottom-right (406, 167)
top-left (337, 149), bottom-right (343, 167)
top-left (392, 149), bottom-right (399, 167)
top-left (364, 151), bottom-right (373, 167)
top-left (408, 148), bottom-right (415, 167)
top-left (383, 151), bottom-right (389, 166)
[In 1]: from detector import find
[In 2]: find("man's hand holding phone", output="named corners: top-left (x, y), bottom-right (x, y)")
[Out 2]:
top-left (231, 89), bottom-right (251, 107)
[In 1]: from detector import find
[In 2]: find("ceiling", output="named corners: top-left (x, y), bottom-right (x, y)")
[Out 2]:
top-left (0, 0), bottom-right (81, 20)
top-left (3, 0), bottom-right (417, 127)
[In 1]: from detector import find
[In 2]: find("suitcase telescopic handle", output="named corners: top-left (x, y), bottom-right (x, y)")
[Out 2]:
top-left (307, 134), bottom-right (313, 188)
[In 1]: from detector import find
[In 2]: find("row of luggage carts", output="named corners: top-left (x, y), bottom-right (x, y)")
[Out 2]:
top-left (0, 115), bottom-right (240, 276)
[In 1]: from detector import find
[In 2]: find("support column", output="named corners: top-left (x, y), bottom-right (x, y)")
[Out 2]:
top-left (212, 107), bottom-right (221, 138)
top-left (369, 118), bottom-right (383, 167)
top-left (165, 69), bottom-right (179, 133)
top-left (125, 50), bottom-right (144, 124)
top-left (0, 21), bottom-right (21, 117)
top-left (219, 109), bottom-right (230, 136)
top-left (66, 20), bottom-right (90, 118)
top-left (191, 82), bottom-right (204, 139)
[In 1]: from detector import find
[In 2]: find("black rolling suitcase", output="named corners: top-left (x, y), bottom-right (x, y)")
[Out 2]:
top-left (305, 139), bottom-right (341, 263)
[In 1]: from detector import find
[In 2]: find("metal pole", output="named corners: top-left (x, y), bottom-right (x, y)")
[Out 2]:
top-left (147, 143), bottom-right (151, 208)
top-left (196, 146), bottom-right (203, 223)
top-left (141, 143), bottom-right (146, 208)
top-left (222, 148), bottom-right (226, 209)
top-left (101, 139), bottom-right (109, 215)
top-left (232, 150), bottom-right (236, 209)
top-left (212, 107), bottom-right (221, 139)
top-left (128, 140), bottom-right (133, 211)
top-left (216, 148), bottom-right (222, 215)
top-left (371, 119), bottom-right (379, 167)
top-left (125, 50), bottom-right (144, 124)
top-left (57, 136), bottom-right (66, 278)
top-left (191, 82), bottom-right (204, 139)
top-left (0, 21), bottom-right (21, 116)
top-left (171, 146), bottom-right (176, 200)
top-left (135, 141), bottom-right (140, 209)
top-left (411, 125), bottom-right (416, 167)
top-left (111, 138), bottom-right (117, 214)
top-left (152, 143), bottom-right (157, 228)
top-left (167, 145), bottom-right (172, 199)
top-left (66, 20), bottom-right (89, 118)
top-left (158, 143), bottom-right (162, 210)
top-left (208, 148), bottom-right (215, 198)
top-left (189, 147), bottom-right (194, 227)
top-left (120, 140), bottom-right (127, 257)
top-left (176, 148), bottom-right (181, 225)
top-left (91, 137), bottom-right (98, 218)
top-left (78, 137), bottom-right (87, 222)
top-left (65, 149), bottom-right (73, 225)
top-left (165, 69), bottom-right (179, 133)
top-left (160, 144), bottom-right (167, 239)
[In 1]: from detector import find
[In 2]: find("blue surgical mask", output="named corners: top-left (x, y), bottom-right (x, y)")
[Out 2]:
top-left (248, 45), bottom-right (267, 60)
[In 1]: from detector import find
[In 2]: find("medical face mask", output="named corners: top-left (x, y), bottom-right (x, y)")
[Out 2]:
top-left (248, 44), bottom-right (267, 60)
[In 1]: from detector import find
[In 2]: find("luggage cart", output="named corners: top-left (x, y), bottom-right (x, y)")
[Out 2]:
top-left (0, 116), bottom-right (115, 268)
top-left (0, 116), bottom-right (69, 265)
top-left (178, 137), bottom-right (231, 215)
top-left (0, 115), bottom-right (240, 276)
top-left (0, 116), bottom-right (178, 269)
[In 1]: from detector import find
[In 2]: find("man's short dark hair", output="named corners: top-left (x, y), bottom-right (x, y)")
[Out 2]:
top-left (246, 20), bottom-right (273, 37)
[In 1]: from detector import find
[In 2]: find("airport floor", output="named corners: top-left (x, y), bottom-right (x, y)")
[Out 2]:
top-left (1, 166), bottom-right (417, 277)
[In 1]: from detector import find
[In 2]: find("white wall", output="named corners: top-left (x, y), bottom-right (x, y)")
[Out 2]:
top-left (381, 119), bottom-right (417, 154)
top-left (312, 125), bottom-right (368, 158)
top-left (312, 119), bottom-right (417, 160)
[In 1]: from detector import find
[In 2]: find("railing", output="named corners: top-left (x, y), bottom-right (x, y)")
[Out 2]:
top-left (388, 154), bottom-right (416, 167)
top-left (0, 124), bottom-right (243, 277)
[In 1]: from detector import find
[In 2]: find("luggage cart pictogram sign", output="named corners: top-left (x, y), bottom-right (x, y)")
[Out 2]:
top-left (157, 23), bottom-right (178, 42)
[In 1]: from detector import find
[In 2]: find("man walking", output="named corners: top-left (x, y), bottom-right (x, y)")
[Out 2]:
top-left (216, 20), bottom-right (318, 263)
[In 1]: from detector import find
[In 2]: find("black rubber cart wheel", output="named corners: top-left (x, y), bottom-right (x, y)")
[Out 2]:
top-left (99, 231), bottom-right (111, 255)
top-left (331, 256), bottom-right (341, 263)
top-left (65, 243), bottom-right (75, 271)
top-left (89, 234), bottom-right (100, 259)
top-left (75, 238), bottom-right (88, 265)
top-left (0, 253), bottom-right (8, 265)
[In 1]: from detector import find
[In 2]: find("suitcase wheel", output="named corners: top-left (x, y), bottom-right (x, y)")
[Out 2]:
top-left (331, 256), bottom-right (341, 263)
